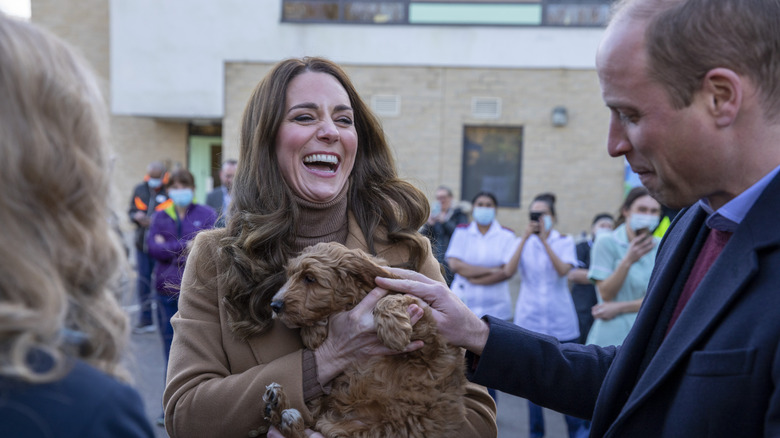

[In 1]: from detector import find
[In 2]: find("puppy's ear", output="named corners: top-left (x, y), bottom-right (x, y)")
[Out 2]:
top-left (340, 249), bottom-right (389, 290)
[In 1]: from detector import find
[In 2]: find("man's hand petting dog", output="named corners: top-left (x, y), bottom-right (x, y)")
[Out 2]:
top-left (313, 287), bottom-right (426, 384)
top-left (376, 267), bottom-right (490, 356)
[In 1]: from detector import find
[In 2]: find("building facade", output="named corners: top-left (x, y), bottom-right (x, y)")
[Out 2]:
top-left (32, 0), bottom-right (622, 236)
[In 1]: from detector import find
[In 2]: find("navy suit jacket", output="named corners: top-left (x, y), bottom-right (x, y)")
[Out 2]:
top-left (0, 358), bottom-right (154, 438)
top-left (469, 172), bottom-right (780, 437)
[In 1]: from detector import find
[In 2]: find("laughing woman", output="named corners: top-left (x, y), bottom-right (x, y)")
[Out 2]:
top-left (162, 57), bottom-right (497, 437)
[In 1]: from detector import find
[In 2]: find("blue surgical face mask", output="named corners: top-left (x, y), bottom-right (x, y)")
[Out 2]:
top-left (543, 215), bottom-right (553, 231)
top-left (147, 178), bottom-right (163, 189)
top-left (169, 188), bottom-right (194, 207)
top-left (629, 213), bottom-right (660, 233)
top-left (594, 227), bottom-right (612, 240)
top-left (472, 206), bottom-right (496, 226)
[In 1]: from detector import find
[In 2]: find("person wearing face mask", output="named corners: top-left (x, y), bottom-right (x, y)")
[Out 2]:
top-left (502, 192), bottom-right (585, 438)
top-left (586, 186), bottom-right (661, 348)
top-left (568, 213), bottom-right (616, 345)
top-left (445, 192), bottom-right (518, 402)
top-left (128, 161), bottom-right (169, 333)
top-left (147, 168), bottom-right (216, 426)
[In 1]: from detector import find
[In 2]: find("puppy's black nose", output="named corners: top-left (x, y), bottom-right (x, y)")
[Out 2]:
top-left (270, 301), bottom-right (284, 314)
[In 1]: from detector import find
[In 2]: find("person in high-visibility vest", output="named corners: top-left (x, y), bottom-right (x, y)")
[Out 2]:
top-left (128, 161), bottom-right (169, 333)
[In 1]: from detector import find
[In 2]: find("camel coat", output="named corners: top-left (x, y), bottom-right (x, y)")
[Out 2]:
top-left (163, 215), bottom-right (497, 437)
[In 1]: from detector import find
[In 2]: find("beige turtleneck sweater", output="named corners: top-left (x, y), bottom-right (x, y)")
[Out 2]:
top-left (291, 183), bottom-right (349, 255)
top-left (291, 183), bottom-right (350, 400)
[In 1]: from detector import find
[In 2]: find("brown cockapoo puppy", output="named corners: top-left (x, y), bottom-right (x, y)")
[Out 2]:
top-left (263, 242), bottom-right (467, 438)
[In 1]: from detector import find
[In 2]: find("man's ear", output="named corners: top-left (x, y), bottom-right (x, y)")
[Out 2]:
top-left (701, 67), bottom-right (743, 127)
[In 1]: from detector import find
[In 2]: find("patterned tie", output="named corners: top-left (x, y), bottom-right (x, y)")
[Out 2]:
top-left (665, 227), bottom-right (732, 336)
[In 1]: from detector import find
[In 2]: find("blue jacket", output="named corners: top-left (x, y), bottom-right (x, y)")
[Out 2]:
top-left (0, 355), bottom-right (154, 438)
top-left (467, 171), bottom-right (780, 437)
top-left (147, 203), bottom-right (216, 295)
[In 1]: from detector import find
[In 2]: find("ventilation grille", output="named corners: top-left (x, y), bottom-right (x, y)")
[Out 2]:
top-left (471, 97), bottom-right (502, 119)
top-left (371, 95), bottom-right (401, 117)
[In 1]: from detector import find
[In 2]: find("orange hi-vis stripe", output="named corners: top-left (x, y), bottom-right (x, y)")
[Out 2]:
top-left (134, 196), bottom-right (148, 211)
top-left (156, 199), bottom-right (173, 211)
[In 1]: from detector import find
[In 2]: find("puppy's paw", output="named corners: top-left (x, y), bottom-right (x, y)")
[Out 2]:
top-left (374, 295), bottom-right (414, 351)
top-left (301, 324), bottom-right (329, 350)
top-left (279, 408), bottom-right (306, 438)
top-left (263, 382), bottom-right (289, 425)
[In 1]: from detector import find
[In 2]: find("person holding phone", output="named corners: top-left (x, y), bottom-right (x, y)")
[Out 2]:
top-left (502, 192), bottom-right (585, 438)
top-left (586, 186), bottom-right (661, 347)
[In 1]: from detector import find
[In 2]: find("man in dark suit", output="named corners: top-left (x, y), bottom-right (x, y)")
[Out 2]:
top-left (379, 0), bottom-right (780, 436)
top-left (206, 159), bottom-right (237, 228)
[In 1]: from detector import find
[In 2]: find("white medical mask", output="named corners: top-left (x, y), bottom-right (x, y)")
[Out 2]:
top-left (629, 213), bottom-right (660, 233)
top-left (543, 215), bottom-right (553, 231)
top-left (169, 188), bottom-right (194, 207)
top-left (472, 207), bottom-right (496, 226)
top-left (594, 227), bottom-right (612, 239)
top-left (147, 178), bottom-right (163, 189)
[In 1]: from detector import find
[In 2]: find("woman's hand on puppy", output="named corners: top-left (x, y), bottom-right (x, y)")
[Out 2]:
top-left (314, 287), bottom-right (425, 385)
top-left (376, 268), bottom-right (489, 356)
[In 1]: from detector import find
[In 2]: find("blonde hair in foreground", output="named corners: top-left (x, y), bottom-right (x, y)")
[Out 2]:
top-left (0, 14), bottom-right (129, 382)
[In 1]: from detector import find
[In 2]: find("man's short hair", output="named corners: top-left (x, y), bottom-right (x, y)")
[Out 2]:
top-left (613, 0), bottom-right (780, 119)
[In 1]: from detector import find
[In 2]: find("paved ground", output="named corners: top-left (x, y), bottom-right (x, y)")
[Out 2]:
top-left (123, 273), bottom-right (569, 438)
top-left (126, 325), bottom-right (569, 438)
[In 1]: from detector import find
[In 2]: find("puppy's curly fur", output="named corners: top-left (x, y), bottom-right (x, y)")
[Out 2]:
top-left (265, 241), bottom-right (467, 438)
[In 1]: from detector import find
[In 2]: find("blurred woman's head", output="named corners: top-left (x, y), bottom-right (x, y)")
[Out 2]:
top-left (0, 14), bottom-right (128, 382)
top-left (471, 192), bottom-right (498, 226)
top-left (591, 213), bottom-right (616, 237)
top-left (530, 192), bottom-right (557, 231)
top-left (618, 187), bottom-right (662, 233)
top-left (167, 168), bottom-right (196, 208)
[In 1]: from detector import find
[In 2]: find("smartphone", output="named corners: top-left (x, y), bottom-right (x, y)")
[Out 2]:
top-left (529, 211), bottom-right (542, 234)
top-left (635, 228), bottom-right (654, 238)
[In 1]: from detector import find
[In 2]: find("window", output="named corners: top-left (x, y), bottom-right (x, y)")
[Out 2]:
top-left (283, 0), bottom-right (407, 23)
top-left (281, 0), bottom-right (615, 26)
top-left (461, 125), bottom-right (523, 208)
